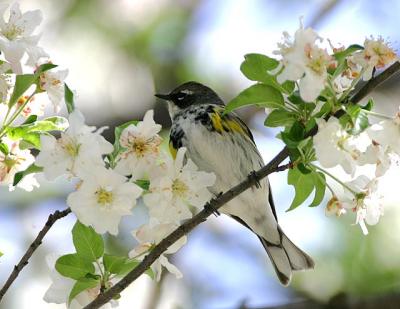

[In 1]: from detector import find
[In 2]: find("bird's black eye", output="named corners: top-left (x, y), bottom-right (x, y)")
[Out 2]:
top-left (175, 92), bottom-right (187, 101)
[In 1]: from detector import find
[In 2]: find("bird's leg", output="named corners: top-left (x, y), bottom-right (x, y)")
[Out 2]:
top-left (204, 192), bottom-right (223, 217)
top-left (248, 170), bottom-right (261, 189)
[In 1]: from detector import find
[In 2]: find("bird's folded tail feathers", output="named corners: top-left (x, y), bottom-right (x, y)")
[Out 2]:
top-left (259, 226), bottom-right (315, 286)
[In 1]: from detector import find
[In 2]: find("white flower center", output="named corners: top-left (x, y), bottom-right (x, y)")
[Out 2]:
top-left (306, 48), bottom-right (329, 75)
top-left (2, 24), bottom-right (23, 40)
top-left (96, 187), bottom-right (114, 206)
top-left (58, 134), bottom-right (80, 157)
top-left (125, 135), bottom-right (160, 158)
top-left (172, 178), bottom-right (188, 198)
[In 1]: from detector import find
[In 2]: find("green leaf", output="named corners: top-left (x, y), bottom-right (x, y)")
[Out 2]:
top-left (313, 101), bottom-right (331, 118)
top-left (13, 164), bottom-right (43, 186)
top-left (226, 84), bottom-right (284, 113)
top-left (288, 92), bottom-right (306, 105)
top-left (103, 254), bottom-right (154, 278)
top-left (0, 142), bottom-right (9, 155)
top-left (0, 251), bottom-right (3, 258)
top-left (36, 116), bottom-right (69, 131)
top-left (297, 163), bottom-right (312, 174)
top-left (332, 44), bottom-right (364, 78)
top-left (240, 54), bottom-right (295, 94)
top-left (361, 98), bottom-right (374, 111)
top-left (72, 221), bottom-right (104, 262)
top-left (287, 167), bottom-right (315, 211)
top-left (68, 277), bottom-right (99, 304)
top-left (55, 253), bottom-right (95, 280)
top-left (21, 133), bottom-right (41, 149)
top-left (135, 179), bottom-right (150, 191)
top-left (345, 104), bottom-right (370, 134)
top-left (6, 116), bottom-right (68, 141)
top-left (6, 116), bottom-right (67, 149)
top-left (289, 121), bottom-right (305, 141)
top-left (309, 172), bottom-right (326, 207)
top-left (34, 63), bottom-right (58, 77)
top-left (334, 44), bottom-right (364, 62)
top-left (22, 115), bottom-right (38, 125)
top-left (9, 74), bottom-right (36, 108)
top-left (264, 109), bottom-right (296, 127)
top-left (281, 132), bottom-right (300, 149)
top-left (64, 83), bottom-right (75, 113)
top-left (304, 118), bottom-right (317, 133)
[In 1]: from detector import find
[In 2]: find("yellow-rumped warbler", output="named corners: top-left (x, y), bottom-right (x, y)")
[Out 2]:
top-left (155, 81), bottom-right (314, 285)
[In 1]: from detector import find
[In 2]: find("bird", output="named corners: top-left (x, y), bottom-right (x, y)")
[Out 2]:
top-left (155, 81), bottom-right (314, 285)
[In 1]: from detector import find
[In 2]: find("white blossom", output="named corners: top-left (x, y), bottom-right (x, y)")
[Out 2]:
top-left (115, 109), bottom-right (162, 179)
top-left (0, 137), bottom-right (38, 191)
top-left (143, 148), bottom-right (216, 224)
top-left (353, 36), bottom-right (398, 81)
top-left (0, 3), bottom-right (48, 73)
top-left (367, 110), bottom-right (400, 157)
top-left (39, 68), bottom-right (69, 112)
top-left (313, 117), bottom-right (360, 175)
top-left (342, 176), bottom-right (383, 235)
top-left (357, 141), bottom-right (393, 177)
top-left (67, 165), bottom-right (143, 235)
top-left (273, 19), bottom-right (331, 102)
top-left (129, 222), bottom-right (186, 281)
top-left (36, 109), bottom-right (113, 180)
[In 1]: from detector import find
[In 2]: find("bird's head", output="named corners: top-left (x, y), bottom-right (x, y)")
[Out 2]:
top-left (155, 81), bottom-right (224, 118)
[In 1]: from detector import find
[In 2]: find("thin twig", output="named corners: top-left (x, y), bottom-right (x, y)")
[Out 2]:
top-left (85, 61), bottom-right (400, 309)
top-left (0, 207), bottom-right (71, 302)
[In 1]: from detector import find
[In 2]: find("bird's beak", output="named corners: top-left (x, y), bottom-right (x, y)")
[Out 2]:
top-left (155, 93), bottom-right (172, 100)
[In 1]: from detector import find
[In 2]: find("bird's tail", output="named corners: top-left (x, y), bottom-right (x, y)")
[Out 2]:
top-left (259, 226), bottom-right (314, 286)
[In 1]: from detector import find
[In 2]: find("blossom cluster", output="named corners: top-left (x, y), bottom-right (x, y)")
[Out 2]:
top-left (228, 18), bottom-right (398, 235)
top-left (273, 18), bottom-right (397, 102)
top-left (315, 113), bottom-right (398, 234)
top-left (0, 3), bottom-right (216, 307)
top-left (270, 19), bottom-right (398, 234)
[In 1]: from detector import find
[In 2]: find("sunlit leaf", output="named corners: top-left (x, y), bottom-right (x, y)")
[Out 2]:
top-left (103, 254), bottom-right (154, 279)
top-left (309, 172), bottom-right (326, 207)
top-left (64, 83), bottom-right (75, 113)
top-left (9, 74), bottom-right (36, 108)
top-left (240, 53), bottom-right (295, 94)
top-left (72, 221), bottom-right (104, 262)
top-left (264, 109), bottom-right (296, 127)
top-left (287, 167), bottom-right (315, 211)
top-left (68, 277), bottom-right (99, 304)
top-left (13, 164), bottom-right (43, 186)
top-left (226, 84), bottom-right (284, 113)
top-left (55, 254), bottom-right (95, 280)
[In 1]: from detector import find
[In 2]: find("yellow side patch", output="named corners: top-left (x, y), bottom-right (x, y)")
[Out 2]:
top-left (169, 140), bottom-right (177, 159)
top-left (225, 119), bottom-right (245, 134)
top-left (210, 112), bottom-right (223, 133)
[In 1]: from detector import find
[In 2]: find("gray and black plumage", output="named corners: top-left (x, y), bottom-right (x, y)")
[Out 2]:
top-left (156, 81), bottom-right (314, 285)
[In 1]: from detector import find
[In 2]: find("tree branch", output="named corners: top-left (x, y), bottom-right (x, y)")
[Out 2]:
top-left (0, 207), bottom-right (71, 302)
top-left (85, 61), bottom-right (400, 309)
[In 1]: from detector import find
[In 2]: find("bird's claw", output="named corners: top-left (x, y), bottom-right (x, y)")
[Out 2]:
top-left (248, 170), bottom-right (261, 188)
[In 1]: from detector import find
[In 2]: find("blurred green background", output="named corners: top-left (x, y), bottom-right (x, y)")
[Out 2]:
top-left (1, 0), bottom-right (400, 308)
